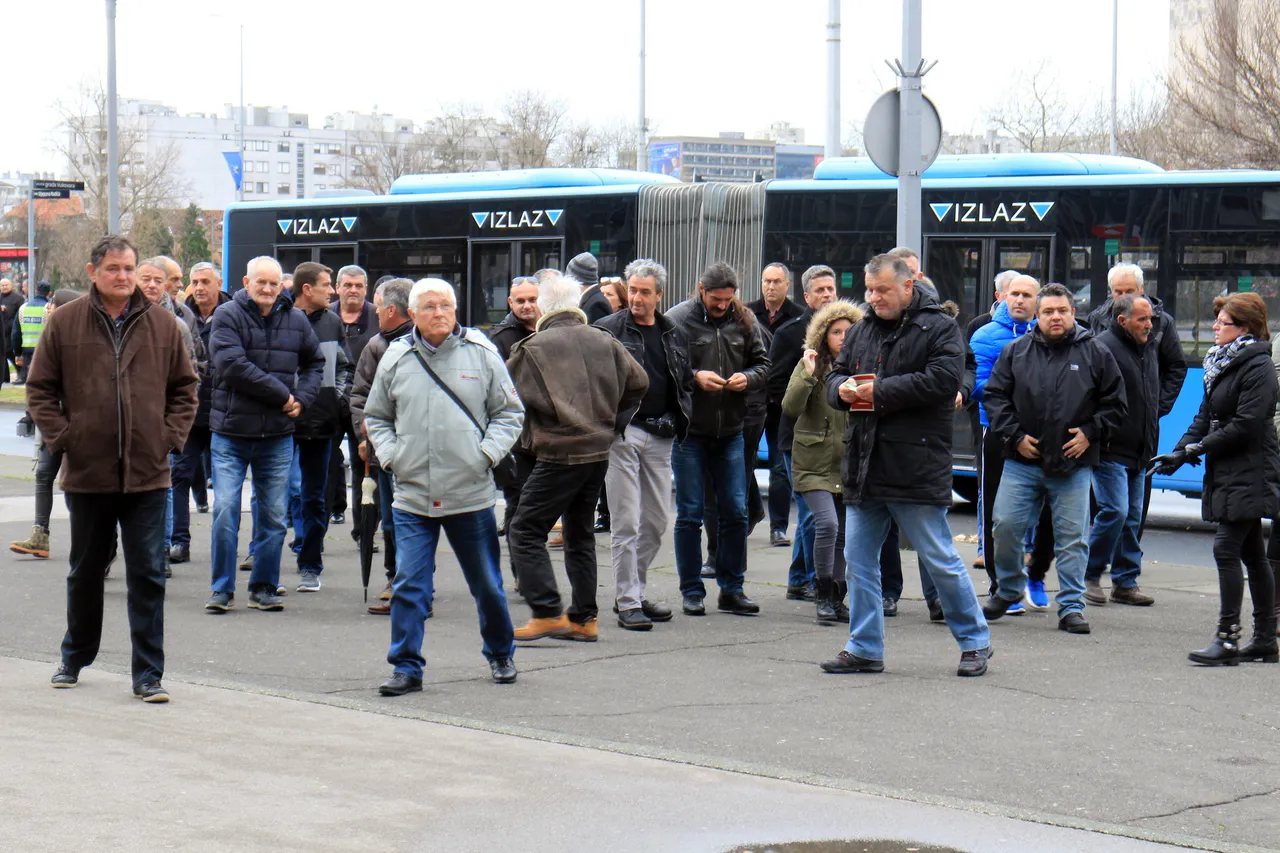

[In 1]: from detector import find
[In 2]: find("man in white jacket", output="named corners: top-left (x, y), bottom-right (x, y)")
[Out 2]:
top-left (364, 278), bottom-right (524, 695)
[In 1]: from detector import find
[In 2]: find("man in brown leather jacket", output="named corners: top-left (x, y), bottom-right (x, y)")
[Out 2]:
top-left (26, 234), bottom-right (198, 703)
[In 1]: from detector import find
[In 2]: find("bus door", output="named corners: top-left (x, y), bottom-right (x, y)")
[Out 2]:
top-left (470, 238), bottom-right (564, 329)
top-left (923, 235), bottom-right (1053, 491)
top-left (275, 243), bottom-right (358, 276)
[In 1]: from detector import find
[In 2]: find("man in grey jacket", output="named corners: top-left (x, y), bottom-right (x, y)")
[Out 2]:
top-left (365, 278), bottom-right (524, 695)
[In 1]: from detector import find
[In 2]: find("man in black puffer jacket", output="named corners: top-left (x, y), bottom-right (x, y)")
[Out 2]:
top-left (822, 254), bottom-right (991, 678)
top-left (1086, 294), bottom-right (1160, 607)
top-left (205, 256), bottom-right (324, 614)
top-left (289, 262), bottom-right (354, 593)
top-left (984, 283), bottom-right (1126, 636)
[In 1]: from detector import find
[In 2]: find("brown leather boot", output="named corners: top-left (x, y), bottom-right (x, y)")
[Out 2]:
top-left (563, 617), bottom-right (599, 642)
top-left (514, 615), bottom-right (571, 641)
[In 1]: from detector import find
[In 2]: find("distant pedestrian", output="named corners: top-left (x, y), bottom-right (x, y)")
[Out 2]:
top-left (821, 254), bottom-right (991, 677)
top-left (364, 279), bottom-right (524, 694)
top-left (508, 275), bottom-right (648, 643)
top-left (1154, 293), bottom-right (1279, 666)
top-left (14, 279), bottom-right (51, 383)
top-left (328, 264), bottom-right (376, 533)
top-left (596, 259), bottom-right (692, 631)
top-left (0, 276), bottom-right (24, 386)
top-left (27, 235), bottom-right (198, 702)
top-left (204, 256), bottom-right (324, 614)
top-left (488, 276), bottom-right (540, 552)
top-left (568, 252), bottom-right (612, 324)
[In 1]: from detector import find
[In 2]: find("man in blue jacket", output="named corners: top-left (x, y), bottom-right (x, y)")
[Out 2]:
top-left (204, 256), bottom-right (324, 613)
top-left (969, 274), bottom-right (1038, 601)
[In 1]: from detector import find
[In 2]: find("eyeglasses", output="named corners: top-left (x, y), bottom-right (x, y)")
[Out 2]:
top-left (1213, 318), bottom-right (1239, 328)
top-left (417, 302), bottom-right (454, 314)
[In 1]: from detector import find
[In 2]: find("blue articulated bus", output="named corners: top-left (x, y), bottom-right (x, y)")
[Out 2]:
top-left (223, 154), bottom-right (1280, 499)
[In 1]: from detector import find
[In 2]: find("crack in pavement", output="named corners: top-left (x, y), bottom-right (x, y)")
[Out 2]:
top-left (1128, 787), bottom-right (1280, 823)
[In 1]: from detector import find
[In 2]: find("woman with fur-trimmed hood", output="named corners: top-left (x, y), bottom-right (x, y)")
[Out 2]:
top-left (782, 300), bottom-right (863, 624)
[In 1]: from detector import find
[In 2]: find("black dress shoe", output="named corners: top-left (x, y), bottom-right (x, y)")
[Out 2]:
top-left (820, 650), bottom-right (884, 673)
top-left (616, 608), bottom-right (653, 631)
top-left (769, 529), bottom-right (791, 547)
top-left (1058, 612), bottom-right (1092, 634)
top-left (786, 582), bottom-right (815, 602)
top-left (330, 512), bottom-right (346, 525)
top-left (682, 595), bottom-right (706, 616)
top-left (882, 596), bottom-right (899, 618)
top-left (983, 594), bottom-right (1019, 621)
top-left (51, 663), bottom-right (80, 688)
top-left (379, 672), bottom-right (423, 696)
top-left (196, 503), bottom-right (209, 514)
top-left (927, 598), bottom-right (945, 622)
top-left (168, 544), bottom-right (189, 564)
top-left (489, 658), bottom-right (517, 684)
top-left (717, 590), bottom-right (760, 615)
top-left (641, 600), bottom-right (673, 622)
top-left (700, 562), bottom-right (716, 579)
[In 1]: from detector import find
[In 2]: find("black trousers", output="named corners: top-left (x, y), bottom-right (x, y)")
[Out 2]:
top-left (1213, 519), bottom-right (1276, 625)
top-left (764, 403), bottom-right (792, 533)
top-left (326, 425), bottom-right (362, 532)
top-left (63, 490), bottom-right (168, 687)
top-left (501, 449), bottom-right (539, 583)
top-left (509, 459), bottom-right (608, 622)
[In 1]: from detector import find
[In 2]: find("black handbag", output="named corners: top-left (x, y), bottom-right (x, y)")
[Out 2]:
top-left (409, 349), bottom-right (519, 489)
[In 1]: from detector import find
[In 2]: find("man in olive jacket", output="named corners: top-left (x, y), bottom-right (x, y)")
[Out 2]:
top-left (507, 274), bottom-right (649, 643)
top-left (27, 235), bottom-right (198, 703)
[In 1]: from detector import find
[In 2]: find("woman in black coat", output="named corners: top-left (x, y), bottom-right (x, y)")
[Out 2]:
top-left (1154, 292), bottom-right (1280, 665)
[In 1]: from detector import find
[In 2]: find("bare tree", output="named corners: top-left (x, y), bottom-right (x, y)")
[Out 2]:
top-left (553, 120), bottom-right (639, 168)
top-left (500, 90), bottom-right (568, 168)
top-left (340, 128), bottom-right (435, 194)
top-left (52, 82), bottom-right (191, 233)
top-left (426, 103), bottom-right (507, 172)
top-left (984, 60), bottom-right (1087, 153)
top-left (1168, 0), bottom-right (1280, 168)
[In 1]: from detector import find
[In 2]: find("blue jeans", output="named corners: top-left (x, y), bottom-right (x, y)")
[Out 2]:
top-left (294, 437), bottom-right (331, 574)
top-left (1086, 461), bottom-right (1144, 587)
top-left (388, 507), bottom-right (514, 679)
top-left (843, 500), bottom-right (990, 661)
top-left (992, 460), bottom-right (1090, 617)
top-left (164, 477), bottom-right (173, 554)
top-left (210, 434), bottom-right (292, 595)
top-left (286, 444), bottom-right (303, 551)
top-left (783, 452), bottom-right (816, 586)
top-left (672, 433), bottom-right (748, 598)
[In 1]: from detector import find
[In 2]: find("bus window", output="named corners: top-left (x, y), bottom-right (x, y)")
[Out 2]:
top-left (472, 243), bottom-right (513, 329)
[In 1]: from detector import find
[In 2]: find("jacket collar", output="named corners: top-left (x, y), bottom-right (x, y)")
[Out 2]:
top-left (992, 300), bottom-right (1035, 334)
top-left (380, 320), bottom-right (414, 342)
top-left (186, 290), bottom-right (230, 320)
top-left (88, 284), bottom-right (149, 319)
top-left (411, 324), bottom-right (461, 354)
top-left (1032, 323), bottom-right (1090, 347)
top-left (234, 287), bottom-right (290, 319)
top-left (535, 307), bottom-right (587, 332)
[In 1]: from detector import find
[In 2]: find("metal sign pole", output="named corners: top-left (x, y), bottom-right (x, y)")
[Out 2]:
top-left (896, 0), bottom-right (923, 252)
top-left (106, 0), bottom-right (120, 233)
top-left (26, 181), bottom-right (35, 285)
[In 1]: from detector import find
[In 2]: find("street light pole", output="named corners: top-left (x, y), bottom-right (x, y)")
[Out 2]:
top-left (897, 0), bottom-right (923, 252)
top-left (1109, 0), bottom-right (1119, 156)
top-left (637, 0), bottom-right (646, 171)
top-left (238, 25), bottom-right (246, 202)
top-left (105, 0), bottom-right (120, 233)
top-left (27, 180), bottom-right (36, 284)
top-left (826, 0), bottom-right (841, 160)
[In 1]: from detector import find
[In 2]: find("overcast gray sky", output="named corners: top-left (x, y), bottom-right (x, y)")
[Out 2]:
top-left (4, 0), bottom-right (1170, 173)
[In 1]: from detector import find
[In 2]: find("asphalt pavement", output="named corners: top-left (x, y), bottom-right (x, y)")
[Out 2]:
top-left (0, 439), bottom-right (1277, 853)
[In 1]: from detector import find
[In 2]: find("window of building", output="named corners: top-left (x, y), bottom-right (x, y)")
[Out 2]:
top-left (315, 184), bottom-right (327, 191)
top-left (330, 164), bottom-right (342, 177)
top-left (277, 141), bottom-right (291, 153)
top-left (313, 144), bottom-right (322, 155)
top-left (313, 163), bottom-right (327, 175)
top-left (254, 182), bottom-right (268, 193)
top-left (278, 162), bottom-right (290, 174)
top-left (277, 183), bottom-right (291, 195)
top-left (351, 164), bottom-right (364, 176)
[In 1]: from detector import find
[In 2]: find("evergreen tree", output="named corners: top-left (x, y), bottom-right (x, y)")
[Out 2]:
top-left (177, 203), bottom-right (211, 272)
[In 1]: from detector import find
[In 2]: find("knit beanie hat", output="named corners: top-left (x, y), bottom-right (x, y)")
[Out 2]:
top-left (564, 252), bottom-right (599, 287)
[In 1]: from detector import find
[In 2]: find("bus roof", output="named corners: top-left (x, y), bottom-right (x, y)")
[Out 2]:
top-left (813, 153), bottom-right (1166, 180)
top-left (772, 168), bottom-right (1280, 193)
top-left (389, 167), bottom-right (678, 195)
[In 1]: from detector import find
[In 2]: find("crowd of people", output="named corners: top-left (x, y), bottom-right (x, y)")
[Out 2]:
top-left (13, 233), bottom-right (1280, 703)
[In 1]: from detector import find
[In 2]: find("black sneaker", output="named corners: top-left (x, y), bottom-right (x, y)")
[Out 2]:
top-left (248, 589), bottom-right (285, 611)
top-left (133, 682), bottom-right (170, 703)
top-left (616, 608), bottom-right (653, 631)
top-left (957, 646), bottom-right (993, 677)
top-left (205, 592), bottom-right (234, 612)
top-left (883, 596), bottom-right (899, 618)
top-left (196, 503), bottom-right (209, 514)
top-left (51, 663), bottom-right (80, 688)
top-left (982, 594), bottom-right (1019, 621)
top-left (1058, 612), bottom-right (1091, 634)
top-left (786, 582), bottom-right (815, 602)
top-left (717, 590), bottom-right (760, 615)
top-left (330, 512), bottom-right (346, 525)
top-left (168, 544), bottom-right (190, 564)
top-left (700, 562), bottom-right (716, 579)
top-left (379, 672), bottom-right (423, 696)
top-left (927, 598), bottom-right (945, 622)
top-left (489, 658), bottom-right (517, 684)
top-left (682, 595), bottom-right (706, 616)
top-left (820, 650), bottom-right (885, 674)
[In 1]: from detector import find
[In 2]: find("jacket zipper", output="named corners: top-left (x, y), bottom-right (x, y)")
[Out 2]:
top-left (714, 325), bottom-right (724, 437)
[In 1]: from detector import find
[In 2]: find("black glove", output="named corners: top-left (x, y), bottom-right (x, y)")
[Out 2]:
top-left (1182, 442), bottom-right (1204, 465)
top-left (1149, 451), bottom-right (1186, 476)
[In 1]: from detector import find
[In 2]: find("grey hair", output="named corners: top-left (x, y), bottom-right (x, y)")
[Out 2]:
top-left (157, 255), bottom-right (181, 273)
top-left (1107, 262), bottom-right (1145, 291)
top-left (138, 256), bottom-right (168, 273)
top-left (623, 258), bottom-right (668, 293)
top-left (190, 261), bottom-right (221, 280)
top-left (864, 254), bottom-right (911, 282)
top-left (993, 269), bottom-right (1019, 294)
top-left (246, 256), bottom-right (282, 279)
top-left (534, 268), bottom-right (562, 286)
top-left (801, 264), bottom-right (836, 294)
top-left (888, 246), bottom-right (919, 263)
top-left (763, 262), bottom-right (792, 283)
top-left (376, 277), bottom-right (414, 318)
top-left (408, 278), bottom-right (456, 315)
top-left (336, 264), bottom-right (368, 284)
top-left (538, 275), bottom-right (582, 314)
top-left (1112, 293), bottom-right (1150, 320)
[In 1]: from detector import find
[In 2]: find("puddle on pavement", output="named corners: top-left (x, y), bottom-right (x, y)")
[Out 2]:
top-left (726, 842), bottom-right (969, 853)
